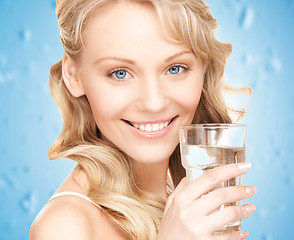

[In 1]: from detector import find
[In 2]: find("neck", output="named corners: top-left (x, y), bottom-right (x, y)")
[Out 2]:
top-left (133, 159), bottom-right (169, 201)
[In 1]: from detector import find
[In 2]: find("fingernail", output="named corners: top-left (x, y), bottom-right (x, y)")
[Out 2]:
top-left (238, 162), bottom-right (252, 172)
top-left (245, 186), bottom-right (257, 195)
top-left (240, 231), bottom-right (249, 239)
top-left (244, 204), bottom-right (256, 213)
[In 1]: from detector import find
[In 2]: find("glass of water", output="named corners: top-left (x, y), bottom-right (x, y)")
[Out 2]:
top-left (179, 123), bottom-right (246, 233)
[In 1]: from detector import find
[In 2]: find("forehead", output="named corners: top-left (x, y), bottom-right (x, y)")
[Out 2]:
top-left (81, 2), bottom-right (191, 61)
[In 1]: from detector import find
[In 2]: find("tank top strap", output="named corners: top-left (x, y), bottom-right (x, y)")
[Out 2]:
top-left (49, 191), bottom-right (102, 210)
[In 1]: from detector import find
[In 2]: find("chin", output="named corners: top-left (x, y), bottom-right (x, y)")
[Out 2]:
top-left (127, 144), bottom-right (178, 165)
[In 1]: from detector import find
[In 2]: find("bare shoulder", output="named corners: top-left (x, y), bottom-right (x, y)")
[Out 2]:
top-left (30, 167), bottom-right (127, 240)
top-left (30, 194), bottom-right (127, 240)
top-left (30, 196), bottom-right (98, 240)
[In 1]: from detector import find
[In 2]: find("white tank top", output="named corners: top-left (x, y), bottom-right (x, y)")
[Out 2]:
top-left (49, 191), bottom-right (102, 210)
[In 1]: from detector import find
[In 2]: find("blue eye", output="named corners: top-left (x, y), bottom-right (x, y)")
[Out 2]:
top-left (107, 68), bottom-right (132, 80)
top-left (114, 70), bottom-right (127, 79)
top-left (168, 65), bottom-right (190, 75)
top-left (168, 66), bottom-right (181, 74)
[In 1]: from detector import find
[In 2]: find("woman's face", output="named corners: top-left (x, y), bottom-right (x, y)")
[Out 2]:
top-left (76, 2), bottom-right (203, 164)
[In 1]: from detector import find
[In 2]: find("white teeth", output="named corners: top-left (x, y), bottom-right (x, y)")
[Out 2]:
top-left (152, 124), bottom-right (160, 131)
top-left (131, 120), bottom-right (170, 132)
top-left (145, 124), bottom-right (152, 131)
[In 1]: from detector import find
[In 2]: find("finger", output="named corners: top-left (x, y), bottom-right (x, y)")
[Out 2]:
top-left (165, 177), bottom-right (187, 210)
top-left (171, 177), bottom-right (187, 197)
top-left (212, 231), bottom-right (249, 240)
top-left (180, 162), bottom-right (252, 201)
top-left (206, 204), bottom-right (256, 232)
top-left (195, 186), bottom-right (257, 215)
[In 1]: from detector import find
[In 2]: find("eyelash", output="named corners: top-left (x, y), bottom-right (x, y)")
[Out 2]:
top-left (106, 68), bottom-right (130, 80)
top-left (167, 64), bottom-right (191, 75)
top-left (106, 64), bottom-right (191, 81)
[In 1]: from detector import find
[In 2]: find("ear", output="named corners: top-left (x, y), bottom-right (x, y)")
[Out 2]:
top-left (62, 54), bottom-right (85, 97)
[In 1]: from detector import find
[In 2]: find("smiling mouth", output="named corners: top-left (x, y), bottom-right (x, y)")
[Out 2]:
top-left (123, 116), bottom-right (178, 132)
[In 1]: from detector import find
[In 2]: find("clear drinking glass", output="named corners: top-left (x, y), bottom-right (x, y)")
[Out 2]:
top-left (179, 123), bottom-right (246, 233)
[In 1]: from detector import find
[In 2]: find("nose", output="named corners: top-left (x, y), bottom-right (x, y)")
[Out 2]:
top-left (137, 76), bottom-right (168, 113)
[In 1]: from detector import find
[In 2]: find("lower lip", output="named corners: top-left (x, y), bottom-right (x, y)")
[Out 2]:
top-left (123, 117), bottom-right (178, 139)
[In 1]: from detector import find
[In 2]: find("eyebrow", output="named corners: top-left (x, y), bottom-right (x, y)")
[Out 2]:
top-left (164, 51), bottom-right (194, 63)
top-left (94, 50), bottom-right (194, 65)
top-left (94, 57), bottom-right (135, 65)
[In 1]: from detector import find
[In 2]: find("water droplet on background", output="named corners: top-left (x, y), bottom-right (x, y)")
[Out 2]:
top-left (23, 165), bottom-right (29, 174)
top-left (242, 54), bottom-right (255, 65)
top-left (19, 28), bottom-right (32, 42)
top-left (262, 234), bottom-right (273, 240)
top-left (239, 7), bottom-right (254, 29)
top-left (0, 174), bottom-right (15, 188)
top-left (285, 176), bottom-right (294, 185)
top-left (19, 191), bottom-right (37, 214)
top-left (265, 57), bottom-right (282, 73)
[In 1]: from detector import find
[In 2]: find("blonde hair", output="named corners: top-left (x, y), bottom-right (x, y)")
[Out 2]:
top-left (48, 0), bottom-right (250, 239)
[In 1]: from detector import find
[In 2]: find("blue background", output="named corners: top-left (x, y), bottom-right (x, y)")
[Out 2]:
top-left (0, 0), bottom-right (293, 239)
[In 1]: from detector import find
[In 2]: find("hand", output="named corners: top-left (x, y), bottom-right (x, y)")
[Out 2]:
top-left (157, 162), bottom-right (256, 240)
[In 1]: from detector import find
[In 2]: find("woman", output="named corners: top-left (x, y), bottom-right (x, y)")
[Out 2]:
top-left (30, 0), bottom-right (256, 239)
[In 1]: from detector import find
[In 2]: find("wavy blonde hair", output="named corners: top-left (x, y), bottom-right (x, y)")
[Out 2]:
top-left (48, 0), bottom-right (250, 239)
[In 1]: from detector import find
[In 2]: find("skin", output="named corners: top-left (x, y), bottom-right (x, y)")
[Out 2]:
top-left (73, 2), bottom-right (203, 198)
top-left (30, 2), bottom-right (256, 240)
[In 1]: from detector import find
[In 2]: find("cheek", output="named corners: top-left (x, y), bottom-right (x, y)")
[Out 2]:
top-left (84, 84), bottom-right (131, 123)
top-left (185, 87), bottom-right (202, 109)
top-left (173, 80), bottom-right (202, 113)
